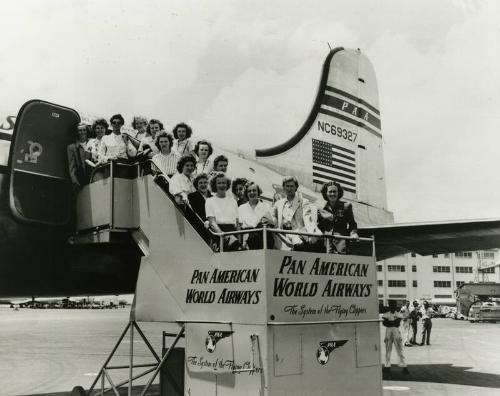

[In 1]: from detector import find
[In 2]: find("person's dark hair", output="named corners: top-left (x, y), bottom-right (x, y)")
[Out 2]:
top-left (321, 181), bottom-right (344, 200)
top-left (77, 122), bottom-right (91, 139)
top-left (132, 116), bottom-right (148, 130)
top-left (155, 132), bottom-right (174, 151)
top-left (92, 118), bottom-right (109, 135)
top-left (193, 173), bottom-right (209, 190)
top-left (244, 182), bottom-right (263, 199)
top-left (282, 175), bottom-right (299, 188)
top-left (176, 154), bottom-right (196, 173)
top-left (231, 177), bottom-right (249, 196)
top-left (172, 122), bottom-right (193, 139)
top-left (110, 114), bottom-right (125, 126)
top-left (213, 155), bottom-right (228, 169)
top-left (194, 140), bottom-right (214, 157)
top-left (210, 172), bottom-right (231, 192)
top-left (147, 119), bottom-right (164, 134)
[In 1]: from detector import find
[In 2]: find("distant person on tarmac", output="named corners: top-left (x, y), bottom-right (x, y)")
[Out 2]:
top-left (409, 300), bottom-right (421, 345)
top-left (420, 300), bottom-right (434, 345)
top-left (382, 300), bottom-right (409, 374)
top-left (400, 300), bottom-right (412, 347)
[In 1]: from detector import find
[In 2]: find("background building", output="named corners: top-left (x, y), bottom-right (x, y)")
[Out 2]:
top-left (377, 249), bottom-right (500, 307)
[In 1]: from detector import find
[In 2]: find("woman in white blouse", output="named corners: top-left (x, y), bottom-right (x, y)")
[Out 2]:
top-left (169, 154), bottom-right (196, 205)
top-left (138, 119), bottom-right (163, 158)
top-left (99, 114), bottom-right (128, 163)
top-left (87, 119), bottom-right (108, 164)
top-left (193, 140), bottom-right (214, 175)
top-left (205, 172), bottom-right (241, 251)
top-left (172, 123), bottom-right (195, 156)
top-left (238, 182), bottom-right (274, 249)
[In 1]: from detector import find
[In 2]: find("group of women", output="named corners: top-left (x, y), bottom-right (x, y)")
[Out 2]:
top-left (67, 115), bottom-right (358, 253)
top-left (66, 114), bottom-right (214, 187)
top-left (164, 153), bottom-right (358, 253)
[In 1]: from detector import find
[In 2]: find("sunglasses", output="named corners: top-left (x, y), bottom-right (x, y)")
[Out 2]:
top-left (111, 120), bottom-right (122, 125)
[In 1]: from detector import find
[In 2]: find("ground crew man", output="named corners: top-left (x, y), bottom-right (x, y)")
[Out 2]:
top-left (420, 300), bottom-right (434, 345)
top-left (400, 300), bottom-right (412, 347)
top-left (409, 300), bottom-right (421, 345)
top-left (382, 300), bottom-right (409, 374)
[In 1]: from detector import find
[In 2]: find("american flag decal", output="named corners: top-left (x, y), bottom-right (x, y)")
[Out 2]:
top-left (312, 139), bottom-right (356, 194)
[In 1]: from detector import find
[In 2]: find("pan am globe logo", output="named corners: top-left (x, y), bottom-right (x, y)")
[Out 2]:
top-left (205, 330), bottom-right (233, 353)
top-left (316, 340), bottom-right (348, 365)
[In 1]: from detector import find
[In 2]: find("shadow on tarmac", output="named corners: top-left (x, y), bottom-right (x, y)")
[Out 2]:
top-left (383, 364), bottom-right (500, 388)
top-left (18, 384), bottom-right (160, 396)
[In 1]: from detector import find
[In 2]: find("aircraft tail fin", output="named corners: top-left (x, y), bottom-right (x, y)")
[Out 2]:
top-left (255, 48), bottom-right (387, 210)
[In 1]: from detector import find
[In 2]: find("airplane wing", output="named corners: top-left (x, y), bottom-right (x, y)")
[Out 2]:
top-left (359, 218), bottom-right (500, 261)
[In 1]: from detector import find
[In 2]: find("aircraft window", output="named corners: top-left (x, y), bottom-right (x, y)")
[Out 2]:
top-left (388, 280), bottom-right (406, 287)
top-left (434, 281), bottom-right (451, 288)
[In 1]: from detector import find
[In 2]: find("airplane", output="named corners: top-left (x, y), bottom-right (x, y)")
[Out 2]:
top-left (1, 46), bottom-right (500, 299)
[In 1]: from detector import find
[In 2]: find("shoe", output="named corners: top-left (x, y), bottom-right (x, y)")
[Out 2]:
top-left (426, 343), bottom-right (430, 345)
top-left (405, 342), bottom-right (412, 347)
top-left (419, 343), bottom-right (424, 346)
top-left (403, 367), bottom-right (410, 374)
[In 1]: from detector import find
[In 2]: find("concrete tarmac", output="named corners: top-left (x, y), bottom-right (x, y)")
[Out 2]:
top-left (1, 307), bottom-right (499, 396)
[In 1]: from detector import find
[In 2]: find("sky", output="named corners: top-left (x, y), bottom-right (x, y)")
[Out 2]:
top-left (1, 0), bottom-right (500, 223)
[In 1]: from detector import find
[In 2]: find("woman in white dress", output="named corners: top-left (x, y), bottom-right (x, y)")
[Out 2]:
top-left (238, 182), bottom-right (274, 249)
top-left (87, 119), bottom-right (108, 164)
top-left (205, 172), bottom-right (241, 251)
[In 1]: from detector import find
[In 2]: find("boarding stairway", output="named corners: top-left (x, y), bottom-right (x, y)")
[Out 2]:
top-left (73, 160), bottom-right (381, 396)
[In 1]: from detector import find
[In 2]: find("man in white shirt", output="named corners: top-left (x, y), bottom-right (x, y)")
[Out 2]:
top-left (420, 300), bottom-right (434, 346)
top-left (400, 300), bottom-right (412, 347)
top-left (272, 176), bottom-right (318, 250)
top-left (382, 300), bottom-right (409, 374)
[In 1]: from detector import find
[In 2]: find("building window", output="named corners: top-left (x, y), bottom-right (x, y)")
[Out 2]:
top-left (444, 253), bottom-right (450, 258)
top-left (388, 294), bottom-right (407, 298)
top-left (433, 266), bottom-right (451, 273)
top-left (455, 252), bottom-right (472, 258)
top-left (388, 265), bottom-right (405, 272)
top-left (481, 267), bottom-right (495, 274)
top-left (411, 252), bottom-right (416, 257)
top-left (456, 281), bottom-right (465, 288)
top-left (456, 266), bottom-right (473, 273)
top-left (378, 294), bottom-right (384, 298)
top-left (434, 294), bottom-right (452, 299)
top-left (412, 265), bottom-right (417, 272)
top-left (377, 265), bottom-right (383, 272)
top-left (412, 280), bottom-right (418, 287)
top-left (388, 280), bottom-right (406, 287)
top-left (434, 281), bottom-right (451, 288)
top-left (483, 251), bottom-right (495, 259)
top-left (378, 280), bottom-right (383, 286)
